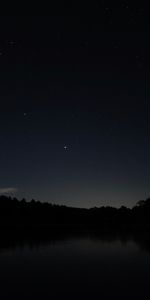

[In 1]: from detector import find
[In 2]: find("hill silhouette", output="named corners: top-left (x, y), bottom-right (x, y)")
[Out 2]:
top-left (0, 195), bottom-right (150, 229)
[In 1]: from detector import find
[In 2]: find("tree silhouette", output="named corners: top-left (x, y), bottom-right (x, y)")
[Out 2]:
top-left (0, 195), bottom-right (150, 228)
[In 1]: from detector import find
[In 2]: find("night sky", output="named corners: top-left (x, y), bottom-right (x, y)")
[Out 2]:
top-left (0, 9), bottom-right (150, 208)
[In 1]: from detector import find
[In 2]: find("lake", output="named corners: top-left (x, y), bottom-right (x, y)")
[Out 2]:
top-left (0, 230), bottom-right (150, 299)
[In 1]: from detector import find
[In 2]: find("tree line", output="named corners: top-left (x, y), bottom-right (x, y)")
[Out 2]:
top-left (0, 195), bottom-right (150, 228)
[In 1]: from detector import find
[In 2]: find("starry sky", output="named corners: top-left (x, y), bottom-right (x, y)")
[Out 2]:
top-left (0, 9), bottom-right (150, 208)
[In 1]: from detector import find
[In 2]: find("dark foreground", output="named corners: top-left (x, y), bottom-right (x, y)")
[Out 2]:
top-left (1, 196), bottom-right (150, 299)
top-left (0, 228), bottom-right (150, 299)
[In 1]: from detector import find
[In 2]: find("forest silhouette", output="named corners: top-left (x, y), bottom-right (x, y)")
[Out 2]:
top-left (0, 195), bottom-right (150, 229)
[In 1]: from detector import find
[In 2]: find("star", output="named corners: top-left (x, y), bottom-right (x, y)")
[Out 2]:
top-left (64, 145), bottom-right (68, 150)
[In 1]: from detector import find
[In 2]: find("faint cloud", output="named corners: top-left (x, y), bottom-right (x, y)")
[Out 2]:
top-left (0, 187), bottom-right (18, 195)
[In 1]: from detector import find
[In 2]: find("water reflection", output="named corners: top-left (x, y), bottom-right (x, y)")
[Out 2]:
top-left (0, 229), bottom-right (150, 254)
top-left (0, 229), bottom-right (150, 299)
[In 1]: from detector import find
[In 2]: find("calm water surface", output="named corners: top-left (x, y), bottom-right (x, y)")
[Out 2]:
top-left (0, 232), bottom-right (150, 299)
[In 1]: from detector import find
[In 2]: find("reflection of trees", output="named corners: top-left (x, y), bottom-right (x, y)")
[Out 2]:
top-left (1, 228), bottom-right (150, 255)
top-left (132, 233), bottom-right (150, 253)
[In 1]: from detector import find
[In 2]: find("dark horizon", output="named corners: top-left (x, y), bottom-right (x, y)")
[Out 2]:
top-left (1, 194), bottom-right (150, 227)
top-left (0, 193), bottom-right (149, 210)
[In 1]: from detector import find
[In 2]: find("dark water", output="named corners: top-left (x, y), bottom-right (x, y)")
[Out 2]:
top-left (0, 231), bottom-right (150, 299)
